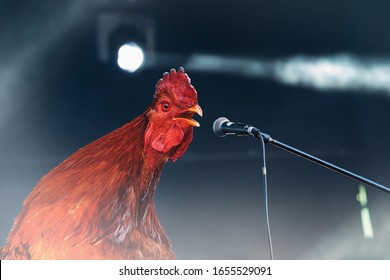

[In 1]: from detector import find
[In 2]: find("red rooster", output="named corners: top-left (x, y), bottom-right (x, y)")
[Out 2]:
top-left (1, 68), bottom-right (202, 259)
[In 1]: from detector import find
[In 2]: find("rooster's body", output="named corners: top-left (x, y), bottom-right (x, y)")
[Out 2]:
top-left (1, 68), bottom-right (202, 259)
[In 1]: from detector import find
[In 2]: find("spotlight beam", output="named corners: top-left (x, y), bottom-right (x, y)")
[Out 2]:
top-left (147, 53), bottom-right (390, 95)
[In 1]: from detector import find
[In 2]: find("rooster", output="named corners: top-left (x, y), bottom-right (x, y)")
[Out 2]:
top-left (1, 68), bottom-right (202, 260)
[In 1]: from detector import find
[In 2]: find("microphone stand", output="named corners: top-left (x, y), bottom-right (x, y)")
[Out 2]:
top-left (256, 131), bottom-right (390, 194)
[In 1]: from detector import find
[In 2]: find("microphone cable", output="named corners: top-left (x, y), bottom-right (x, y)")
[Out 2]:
top-left (212, 117), bottom-right (274, 259)
top-left (255, 129), bottom-right (274, 260)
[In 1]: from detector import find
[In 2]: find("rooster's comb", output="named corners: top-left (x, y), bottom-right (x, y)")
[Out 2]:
top-left (155, 67), bottom-right (198, 104)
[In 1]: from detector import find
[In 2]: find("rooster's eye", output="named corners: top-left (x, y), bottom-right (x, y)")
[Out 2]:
top-left (162, 103), bottom-right (170, 112)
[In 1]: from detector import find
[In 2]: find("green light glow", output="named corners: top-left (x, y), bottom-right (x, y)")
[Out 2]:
top-left (357, 185), bottom-right (367, 207)
top-left (356, 185), bottom-right (374, 239)
top-left (361, 207), bottom-right (374, 239)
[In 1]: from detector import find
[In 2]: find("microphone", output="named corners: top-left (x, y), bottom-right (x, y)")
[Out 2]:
top-left (212, 117), bottom-right (261, 138)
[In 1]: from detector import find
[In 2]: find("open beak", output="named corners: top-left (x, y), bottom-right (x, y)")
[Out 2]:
top-left (174, 104), bottom-right (203, 127)
top-left (186, 104), bottom-right (203, 117)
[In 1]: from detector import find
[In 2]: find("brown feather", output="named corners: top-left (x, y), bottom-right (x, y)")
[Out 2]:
top-left (1, 68), bottom-right (200, 260)
top-left (2, 114), bottom-right (174, 259)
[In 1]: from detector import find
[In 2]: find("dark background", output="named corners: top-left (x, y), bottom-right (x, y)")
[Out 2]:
top-left (1, 0), bottom-right (390, 259)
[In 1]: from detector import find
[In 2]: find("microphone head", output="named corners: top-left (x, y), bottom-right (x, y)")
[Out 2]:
top-left (213, 117), bottom-right (229, 137)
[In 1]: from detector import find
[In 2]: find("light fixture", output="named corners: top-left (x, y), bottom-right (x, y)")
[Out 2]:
top-left (117, 42), bottom-right (145, 73)
top-left (96, 12), bottom-right (154, 73)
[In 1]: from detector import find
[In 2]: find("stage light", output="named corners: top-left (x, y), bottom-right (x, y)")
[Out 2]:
top-left (117, 42), bottom-right (145, 73)
top-left (97, 13), bottom-right (154, 73)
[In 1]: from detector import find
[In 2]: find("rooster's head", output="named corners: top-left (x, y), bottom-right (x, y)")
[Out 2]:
top-left (145, 68), bottom-right (202, 162)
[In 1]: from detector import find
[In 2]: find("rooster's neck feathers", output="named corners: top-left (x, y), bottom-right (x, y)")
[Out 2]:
top-left (23, 112), bottom-right (172, 251)
top-left (81, 113), bottom-right (169, 245)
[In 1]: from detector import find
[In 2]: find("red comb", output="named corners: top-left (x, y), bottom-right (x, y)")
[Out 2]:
top-left (155, 67), bottom-right (198, 104)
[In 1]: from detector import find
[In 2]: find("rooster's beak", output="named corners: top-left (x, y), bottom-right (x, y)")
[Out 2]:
top-left (174, 104), bottom-right (203, 127)
top-left (186, 104), bottom-right (203, 117)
